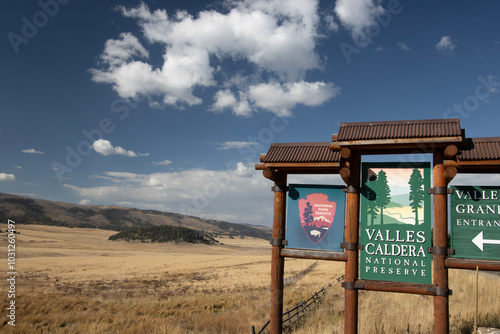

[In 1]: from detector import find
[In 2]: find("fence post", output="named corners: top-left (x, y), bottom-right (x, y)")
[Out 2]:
top-left (270, 172), bottom-right (287, 334)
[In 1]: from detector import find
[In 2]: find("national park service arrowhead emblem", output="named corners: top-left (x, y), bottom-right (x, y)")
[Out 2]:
top-left (298, 193), bottom-right (336, 244)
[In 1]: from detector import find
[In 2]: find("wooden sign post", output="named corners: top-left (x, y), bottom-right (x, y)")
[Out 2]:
top-left (432, 150), bottom-right (451, 334)
top-left (256, 119), bottom-right (500, 334)
top-left (270, 172), bottom-right (287, 334)
top-left (343, 151), bottom-right (360, 334)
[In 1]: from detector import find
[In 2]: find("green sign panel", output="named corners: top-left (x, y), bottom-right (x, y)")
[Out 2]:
top-left (450, 186), bottom-right (500, 260)
top-left (360, 163), bottom-right (432, 284)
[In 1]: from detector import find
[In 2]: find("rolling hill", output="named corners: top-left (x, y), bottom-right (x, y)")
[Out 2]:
top-left (0, 192), bottom-right (271, 240)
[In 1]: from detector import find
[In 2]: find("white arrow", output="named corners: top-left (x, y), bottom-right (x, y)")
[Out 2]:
top-left (471, 231), bottom-right (500, 251)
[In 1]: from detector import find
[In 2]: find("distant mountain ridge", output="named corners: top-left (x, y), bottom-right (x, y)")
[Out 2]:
top-left (0, 193), bottom-right (271, 240)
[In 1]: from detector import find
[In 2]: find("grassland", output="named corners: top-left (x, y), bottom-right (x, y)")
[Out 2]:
top-left (0, 224), bottom-right (499, 333)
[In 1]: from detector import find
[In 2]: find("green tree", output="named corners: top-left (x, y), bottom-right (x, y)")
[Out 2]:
top-left (303, 202), bottom-right (314, 227)
top-left (408, 168), bottom-right (425, 224)
top-left (374, 170), bottom-right (391, 225)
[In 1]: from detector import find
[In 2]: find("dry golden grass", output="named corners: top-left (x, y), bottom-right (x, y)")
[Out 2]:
top-left (292, 269), bottom-right (500, 334)
top-left (0, 224), bottom-right (498, 333)
top-left (0, 224), bottom-right (342, 333)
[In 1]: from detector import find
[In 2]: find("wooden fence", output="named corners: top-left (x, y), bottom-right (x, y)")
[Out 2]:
top-left (253, 275), bottom-right (344, 334)
top-left (283, 261), bottom-right (317, 287)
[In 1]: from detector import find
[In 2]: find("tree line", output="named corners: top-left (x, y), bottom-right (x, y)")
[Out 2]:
top-left (108, 225), bottom-right (219, 245)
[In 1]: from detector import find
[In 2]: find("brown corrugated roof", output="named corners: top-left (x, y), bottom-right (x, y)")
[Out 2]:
top-left (263, 142), bottom-right (340, 163)
top-left (337, 118), bottom-right (462, 141)
top-left (458, 137), bottom-right (500, 161)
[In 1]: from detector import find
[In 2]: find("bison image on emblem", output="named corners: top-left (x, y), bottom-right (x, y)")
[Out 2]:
top-left (298, 193), bottom-right (337, 244)
top-left (310, 230), bottom-right (321, 237)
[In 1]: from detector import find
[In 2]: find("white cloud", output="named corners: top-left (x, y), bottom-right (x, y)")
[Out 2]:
top-left (211, 89), bottom-right (252, 117)
top-left (90, 0), bottom-right (338, 116)
top-left (0, 173), bottom-right (16, 182)
top-left (64, 163), bottom-right (273, 225)
top-left (79, 199), bottom-right (91, 205)
top-left (398, 42), bottom-right (411, 52)
top-left (64, 164), bottom-right (344, 226)
top-left (324, 14), bottom-right (339, 32)
top-left (99, 32), bottom-right (149, 67)
top-left (14, 166), bottom-right (22, 169)
top-left (335, 0), bottom-right (385, 39)
top-left (217, 141), bottom-right (261, 150)
top-left (212, 89), bottom-right (237, 110)
top-left (92, 139), bottom-right (142, 157)
top-left (153, 159), bottom-right (173, 166)
top-left (435, 36), bottom-right (456, 53)
top-left (22, 148), bottom-right (44, 154)
top-left (248, 81), bottom-right (340, 116)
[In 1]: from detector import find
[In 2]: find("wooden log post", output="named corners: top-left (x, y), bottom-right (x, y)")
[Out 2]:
top-left (344, 151), bottom-right (361, 334)
top-left (340, 147), bottom-right (352, 160)
top-left (433, 150), bottom-right (450, 334)
top-left (270, 172), bottom-right (287, 334)
top-left (263, 168), bottom-right (277, 181)
top-left (340, 166), bottom-right (351, 185)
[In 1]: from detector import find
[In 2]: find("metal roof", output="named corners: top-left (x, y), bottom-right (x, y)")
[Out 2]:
top-left (337, 118), bottom-right (462, 142)
top-left (263, 142), bottom-right (340, 163)
top-left (458, 137), bottom-right (500, 161)
top-left (255, 119), bottom-right (500, 175)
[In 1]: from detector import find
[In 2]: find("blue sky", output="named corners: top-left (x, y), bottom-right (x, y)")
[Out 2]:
top-left (1, 0), bottom-right (499, 227)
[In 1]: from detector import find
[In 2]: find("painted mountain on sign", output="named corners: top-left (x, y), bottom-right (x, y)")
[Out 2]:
top-left (363, 167), bottom-right (426, 226)
top-left (313, 215), bottom-right (331, 223)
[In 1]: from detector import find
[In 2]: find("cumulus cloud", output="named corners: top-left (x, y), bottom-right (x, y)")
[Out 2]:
top-left (0, 173), bottom-right (16, 182)
top-left (211, 89), bottom-right (252, 117)
top-left (248, 81), bottom-right (340, 116)
top-left (90, 0), bottom-right (338, 116)
top-left (335, 0), bottom-right (385, 39)
top-left (79, 199), bottom-right (91, 205)
top-left (324, 14), bottom-right (339, 32)
top-left (398, 42), bottom-right (411, 52)
top-left (64, 164), bottom-right (343, 226)
top-left (22, 148), bottom-right (44, 154)
top-left (64, 162), bottom-right (343, 226)
top-left (99, 32), bottom-right (149, 67)
top-left (217, 141), bottom-right (261, 150)
top-left (64, 163), bottom-right (272, 225)
top-left (435, 36), bottom-right (456, 53)
top-left (153, 159), bottom-right (173, 166)
top-left (92, 139), bottom-right (143, 157)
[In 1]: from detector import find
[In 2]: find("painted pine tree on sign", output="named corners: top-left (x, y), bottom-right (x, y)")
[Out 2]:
top-left (374, 170), bottom-right (391, 225)
top-left (408, 168), bottom-right (425, 224)
top-left (302, 202), bottom-right (314, 227)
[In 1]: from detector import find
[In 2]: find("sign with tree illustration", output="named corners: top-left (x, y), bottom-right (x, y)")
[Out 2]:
top-left (286, 184), bottom-right (345, 251)
top-left (360, 163), bottom-right (432, 284)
